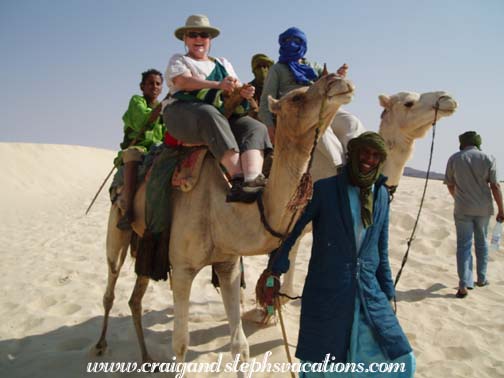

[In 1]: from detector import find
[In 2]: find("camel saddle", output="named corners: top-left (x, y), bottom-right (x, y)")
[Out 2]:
top-left (171, 147), bottom-right (209, 192)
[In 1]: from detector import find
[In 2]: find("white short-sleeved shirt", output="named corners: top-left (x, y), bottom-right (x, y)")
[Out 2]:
top-left (165, 54), bottom-right (238, 95)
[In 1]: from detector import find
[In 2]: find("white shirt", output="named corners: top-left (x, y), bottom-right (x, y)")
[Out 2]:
top-left (165, 54), bottom-right (238, 95)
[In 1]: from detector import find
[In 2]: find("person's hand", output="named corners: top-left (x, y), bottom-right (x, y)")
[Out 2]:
top-left (240, 84), bottom-right (255, 100)
top-left (219, 76), bottom-right (237, 94)
top-left (336, 63), bottom-right (349, 77)
top-left (496, 211), bottom-right (504, 223)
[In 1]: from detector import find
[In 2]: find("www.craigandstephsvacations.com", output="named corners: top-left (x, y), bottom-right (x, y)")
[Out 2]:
top-left (87, 351), bottom-right (407, 376)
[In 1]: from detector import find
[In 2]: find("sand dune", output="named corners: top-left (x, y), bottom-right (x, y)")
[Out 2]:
top-left (0, 143), bottom-right (503, 378)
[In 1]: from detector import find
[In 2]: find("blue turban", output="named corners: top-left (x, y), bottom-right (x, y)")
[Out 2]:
top-left (278, 27), bottom-right (318, 85)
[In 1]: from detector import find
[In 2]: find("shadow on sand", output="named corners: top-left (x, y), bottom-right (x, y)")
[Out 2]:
top-left (395, 283), bottom-right (453, 302)
top-left (0, 305), bottom-right (283, 378)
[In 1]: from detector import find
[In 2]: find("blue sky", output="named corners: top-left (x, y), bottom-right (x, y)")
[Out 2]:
top-left (1, 0), bottom-right (503, 176)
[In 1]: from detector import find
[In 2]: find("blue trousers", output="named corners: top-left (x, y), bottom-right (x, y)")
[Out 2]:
top-left (454, 213), bottom-right (490, 289)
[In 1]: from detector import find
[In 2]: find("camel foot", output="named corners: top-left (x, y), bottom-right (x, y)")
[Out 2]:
top-left (142, 356), bottom-right (159, 372)
top-left (90, 340), bottom-right (108, 357)
top-left (241, 308), bottom-right (277, 326)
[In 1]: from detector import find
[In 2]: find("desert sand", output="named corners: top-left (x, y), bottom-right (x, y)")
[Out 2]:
top-left (0, 143), bottom-right (503, 378)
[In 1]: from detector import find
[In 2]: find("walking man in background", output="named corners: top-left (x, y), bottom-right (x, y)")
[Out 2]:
top-left (444, 131), bottom-right (504, 298)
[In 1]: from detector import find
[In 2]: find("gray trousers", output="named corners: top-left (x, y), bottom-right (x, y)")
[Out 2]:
top-left (163, 101), bottom-right (272, 160)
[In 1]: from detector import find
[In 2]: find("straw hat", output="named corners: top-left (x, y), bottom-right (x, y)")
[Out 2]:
top-left (174, 14), bottom-right (220, 41)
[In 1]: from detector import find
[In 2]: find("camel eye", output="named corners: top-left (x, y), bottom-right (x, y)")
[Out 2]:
top-left (404, 101), bottom-right (414, 108)
top-left (291, 94), bottom-right (305, 102)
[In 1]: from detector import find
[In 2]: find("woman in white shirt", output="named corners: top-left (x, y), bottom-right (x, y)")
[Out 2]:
top-left (163, 14), bottom-right (272, 203)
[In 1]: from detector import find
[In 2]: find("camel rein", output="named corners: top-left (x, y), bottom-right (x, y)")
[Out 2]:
top-left (257, 96), bottom-right (327, 241)
top-left (256, 126), bottom-right (321, 241)
top-left (392, 96), bottom-right (447, 313)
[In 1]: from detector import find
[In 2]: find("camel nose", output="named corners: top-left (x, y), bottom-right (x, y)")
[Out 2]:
top-left (326, 76), bottom-right (355, 97)
top-left (345, 80), bottom-right (355, 94)
top-left (436, 94), bottom-right (458, 112)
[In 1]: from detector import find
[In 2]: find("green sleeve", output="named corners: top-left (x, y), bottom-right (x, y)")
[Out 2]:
top-left (121, 95), bottom-right (164, 150)
top-left (123, 95), bottom-right (151, 133)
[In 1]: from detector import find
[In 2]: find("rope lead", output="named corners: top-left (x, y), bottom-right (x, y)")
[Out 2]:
top-left (393, 98), bottom-right (444, 312)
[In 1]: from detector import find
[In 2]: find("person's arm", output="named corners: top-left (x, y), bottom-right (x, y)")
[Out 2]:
top-left (447, 184), bottom-right (456, 198)
top-left (126, 96), bottom-right (153, 133)
top-left (490, 182), bottom-right (504, 222)
top-left (147, 102), bottom-right (162, 124)
top-left (172, 72), bottom-right (235, 93)
top-left (317, 127), bottom-right (344, 166)
top-left (488, 156), bottom-right (504, 222)
top-left (258, 64), bottom-right (279, 132)
top-left (167, 54), bottom-right (236, 93)
top-left (271, 181), bottom-right (321, 274)
top-left (376, 196), bottom-right (395, 300)
top-left (444, 157), bottom-right (455, 198)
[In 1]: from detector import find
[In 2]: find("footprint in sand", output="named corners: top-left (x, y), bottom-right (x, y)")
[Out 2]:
top-left (57, 275), bottom-right (71, 285)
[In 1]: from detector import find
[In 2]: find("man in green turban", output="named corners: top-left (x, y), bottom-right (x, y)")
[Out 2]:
top-left (248, 53), bottom-right (274, 119)
top-left (458, 130), bottom-right (482, 150)
top-left (445, 131), bottom-right (504, 298)
top-left (346, 131), bottom-right (388, 228)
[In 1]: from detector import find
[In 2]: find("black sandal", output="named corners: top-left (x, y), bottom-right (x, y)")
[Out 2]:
top-left (455, 289), bottom-right (468, 298)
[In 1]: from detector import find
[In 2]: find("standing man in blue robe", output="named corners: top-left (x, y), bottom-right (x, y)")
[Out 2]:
top-left (272, 132), bottom-right (415, 377)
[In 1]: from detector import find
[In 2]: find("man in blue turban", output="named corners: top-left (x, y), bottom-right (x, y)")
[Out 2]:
top-left (258, 27), bottom-right (362, 178)
top-left (277, 27), bottom-right (318, 85)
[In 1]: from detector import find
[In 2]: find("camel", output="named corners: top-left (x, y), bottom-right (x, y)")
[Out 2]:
top-left (92, 73), bottom-right (355, 364)
top-left (278, 90), bottom-right (458, 300)
top-left (309, 108), bottom-right (366, 182)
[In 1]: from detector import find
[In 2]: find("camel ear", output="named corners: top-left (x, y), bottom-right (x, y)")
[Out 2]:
top-left (268, 96), bottom-right (281, 114)
top-left (322, 63), bottom-right (328, 76)
top-left (378, 94), bottom-right (391, 109)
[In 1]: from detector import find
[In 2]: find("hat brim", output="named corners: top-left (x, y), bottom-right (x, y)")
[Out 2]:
top-left (175, 27), bottom-right (220, 41)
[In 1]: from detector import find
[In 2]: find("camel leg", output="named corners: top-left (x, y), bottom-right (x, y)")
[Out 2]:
top-left (128, 275), bottom-right (153, 363)
top-left (214, 260), bottom-right (250, 364)
top-left (279, 236), bottom-right (303, 305)
top-left (171, 266), bottom-right (197, 362)
top-left (93, 205), bottom-right (131, 356)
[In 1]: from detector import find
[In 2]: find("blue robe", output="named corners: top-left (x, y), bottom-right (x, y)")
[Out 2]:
top-left (272, 167), bottom-right (412, 363)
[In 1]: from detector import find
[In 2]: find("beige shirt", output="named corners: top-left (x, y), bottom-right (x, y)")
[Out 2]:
top-left (444, 146), bottom-right (498, 216)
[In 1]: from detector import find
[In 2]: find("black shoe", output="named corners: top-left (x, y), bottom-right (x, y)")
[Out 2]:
top-left (226, 176), bottom-right (258, 203)
top-left (476, 280), bottom-right (489, 287)
top-left (455, 288), bottom-right (468, 298)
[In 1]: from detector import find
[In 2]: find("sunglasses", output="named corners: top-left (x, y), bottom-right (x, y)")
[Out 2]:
top-left (186, 31), bottom-right (211, 39)
top-left (282, 36), bottom-right (303, 44)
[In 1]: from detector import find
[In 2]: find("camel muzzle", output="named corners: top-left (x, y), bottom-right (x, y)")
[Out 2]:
top-left (324, 75), bottom-right (355, 101)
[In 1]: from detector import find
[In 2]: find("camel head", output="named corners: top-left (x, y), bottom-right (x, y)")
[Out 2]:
top-left (378, 91), bottom-right (458, 187)
top-left (268, 74), bottom-right (355, 147)
top-left (379, 91), bottom-right (458, 147)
